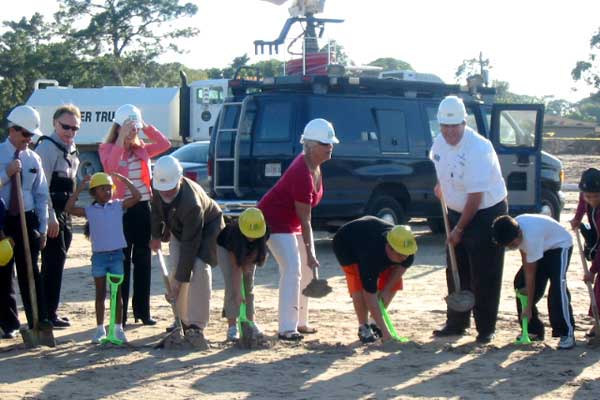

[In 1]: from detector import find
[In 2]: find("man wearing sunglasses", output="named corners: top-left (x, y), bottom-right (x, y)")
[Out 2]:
top-left (0, 105), bottom-right (51, 339)
top-left (35, 105), bottom-right (81, 329)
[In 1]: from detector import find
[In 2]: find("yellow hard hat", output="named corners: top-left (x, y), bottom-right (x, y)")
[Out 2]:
top-left (239, 208), bottom-right (266, 239)
top-left (386, 225), bottom-right (417, 256)
top-left (0, 238), bottom-right (14, 266)
top-left (89, 172), bottom-right (114, 190)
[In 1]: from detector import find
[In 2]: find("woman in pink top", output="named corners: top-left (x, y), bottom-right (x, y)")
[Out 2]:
top-left (98, 104), bottom-right (171, 327)
top-left (258, 118), bottom-right (339, 341)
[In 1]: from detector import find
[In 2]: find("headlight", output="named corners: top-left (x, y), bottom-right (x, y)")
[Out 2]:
top-left (560, 169), bottom-right (564, 185)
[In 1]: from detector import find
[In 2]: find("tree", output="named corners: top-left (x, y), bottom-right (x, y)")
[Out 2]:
top-left (455, 53), bottom-right (490, 85)
top-left (368, 57), bottom-right (413, 72)
top-left (572, 27), bottom-right (600, 91)
top-left (54, 0), bottom-right (199, 84)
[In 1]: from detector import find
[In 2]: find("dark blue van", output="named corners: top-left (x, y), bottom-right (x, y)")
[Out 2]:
top-left (209, 74), bottom-right (564, 232)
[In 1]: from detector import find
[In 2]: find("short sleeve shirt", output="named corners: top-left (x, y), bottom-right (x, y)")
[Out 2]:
top-left (333, 216), bottom-right (414, 293)
top-left (85, 200), bottom-right (127, 252)
top-left (429, 127), bottom-right (507, 213)
top-left (258, 154), bottom-right (323, 233)
top-left (516, 214), bottom-right (573, 263)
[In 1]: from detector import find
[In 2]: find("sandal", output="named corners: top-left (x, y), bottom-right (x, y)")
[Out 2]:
top-left (278, 331), bottom-right (304, 341)
top-left (298, 326), bottom-right (318, 334)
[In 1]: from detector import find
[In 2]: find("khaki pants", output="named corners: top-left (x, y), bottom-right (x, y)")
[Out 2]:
top-left (169, 237), bottom-right (212, 328)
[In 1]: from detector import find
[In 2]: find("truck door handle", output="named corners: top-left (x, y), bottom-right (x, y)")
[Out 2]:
top-left (514, 153), bottom-right (530, 167)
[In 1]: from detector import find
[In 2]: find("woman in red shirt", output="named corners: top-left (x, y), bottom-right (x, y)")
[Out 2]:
top-left (99, 104), bottom-right (171, 327)
top-left (258, 119), bottom-right (339, 341)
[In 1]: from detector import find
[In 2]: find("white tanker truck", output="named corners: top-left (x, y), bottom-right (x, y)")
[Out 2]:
top-left (25, 73), bottom-right (228, 179)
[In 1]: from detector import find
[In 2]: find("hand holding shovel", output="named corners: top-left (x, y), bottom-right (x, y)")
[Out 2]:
top-left (440, 194), bottom-right (475, 313)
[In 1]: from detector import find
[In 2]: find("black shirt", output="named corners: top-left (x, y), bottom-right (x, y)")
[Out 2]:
top-left (333, 216), bottom-right (414, 293)
top-left (217, 221), bottom-right (269, 267)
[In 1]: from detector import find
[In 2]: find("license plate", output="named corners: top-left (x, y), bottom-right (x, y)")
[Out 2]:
top-left (265, 163), bottom-right (281, 177)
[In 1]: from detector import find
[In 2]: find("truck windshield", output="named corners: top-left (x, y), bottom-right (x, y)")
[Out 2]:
top-left (196, 86), bottom-right (225, 105)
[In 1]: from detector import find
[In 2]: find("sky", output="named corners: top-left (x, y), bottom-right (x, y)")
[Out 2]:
top-left (3, 0), bottom-right (600, 102)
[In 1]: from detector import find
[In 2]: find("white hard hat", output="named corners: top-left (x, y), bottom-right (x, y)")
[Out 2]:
top-left (300, 118), bottom-right (339, 144)
top-left (113, 104), bottom-right (143, 128)
top-left (153, 155), bottom-right (183, 191)
top-left (7, 105), bottom-right (43, 135)
top-left (437, 96), bottom-right (466, 125)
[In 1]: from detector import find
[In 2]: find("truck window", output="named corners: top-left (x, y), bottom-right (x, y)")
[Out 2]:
top-left (256, 102), bottom-right (292, 142)
top-left (426, 106), bottom-right (477, 139)
top-left (496, 110), bottom-right (536, 148)
top-left (196, 86), bottom-right (224, 105)
top-left (374, 109), bottom-right (409, 153)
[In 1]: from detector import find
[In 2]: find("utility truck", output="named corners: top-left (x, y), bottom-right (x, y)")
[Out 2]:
top-left (25, 75), bottom-right (228, 179)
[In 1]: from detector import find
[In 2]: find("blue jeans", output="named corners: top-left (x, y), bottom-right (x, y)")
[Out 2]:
top-left (91, 250), bottom-right (125, 278)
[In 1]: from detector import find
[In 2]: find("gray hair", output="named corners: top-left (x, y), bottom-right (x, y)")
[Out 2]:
top-left (302, 139), bottom-right (319, 154)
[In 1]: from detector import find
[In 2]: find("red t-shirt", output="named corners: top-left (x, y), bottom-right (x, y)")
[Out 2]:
top-left (258, 154), bottom-right (323, 234)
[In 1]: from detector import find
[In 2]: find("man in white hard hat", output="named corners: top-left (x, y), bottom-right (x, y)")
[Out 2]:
top-left (0, 105), bottom-right (51, 338)
top-left (149, 155), bottom-right (224, 336)
top-left (430, 95), bottom-right (507, 344)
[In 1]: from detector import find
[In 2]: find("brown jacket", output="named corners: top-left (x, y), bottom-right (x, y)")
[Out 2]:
top-left (151, 177), bottom-right (225, 282)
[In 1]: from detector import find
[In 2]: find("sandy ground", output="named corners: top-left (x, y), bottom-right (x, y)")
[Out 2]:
top-left (1, 155), bottom-right (600, 400)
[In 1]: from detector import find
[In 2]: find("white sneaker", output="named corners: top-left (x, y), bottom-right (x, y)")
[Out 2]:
top-left (115, 327), bottom-right (127, 343)
top-left (558, 335), bottom-right (575, 350)
top-left (227, 325), bottom-right (239, 341)
top-left (251, 323), bottom-right (263, 337)
top-left (92, 326), bottom-right (106, 344)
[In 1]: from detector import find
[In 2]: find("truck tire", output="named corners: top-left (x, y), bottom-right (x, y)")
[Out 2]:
top-left (541, 188), bottom-right (561, 221)
top-left (77, 152), bottom-right (103, 183)
top-left (366, 195), bottom-right (406, 225)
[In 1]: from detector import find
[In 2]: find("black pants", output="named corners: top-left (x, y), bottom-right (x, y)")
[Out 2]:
top-left (0, 212), bottom-right (47, 330)
top-left (445, 200), bottom-right (507, 335)
top-left (41, 210), bottom-right (72, 321)
top-left (514, 247), bottom-right (575, 338)
top-left (121, 200), bottom-right (152, 323)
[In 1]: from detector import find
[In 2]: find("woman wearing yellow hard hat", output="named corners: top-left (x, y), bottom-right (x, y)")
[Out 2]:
top-left (333, 216), bottom-right (417, 343)
top-left (216, 208), bottom-right (269, 341)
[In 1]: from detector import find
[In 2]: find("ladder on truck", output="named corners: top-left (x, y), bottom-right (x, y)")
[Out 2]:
top-left (213, 97), bottom-right (250, 198)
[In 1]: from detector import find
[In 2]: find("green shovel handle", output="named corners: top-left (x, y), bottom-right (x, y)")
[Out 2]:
top-left (378, 299), bottom-right (409, 343)
top-left (515, 290), bottom-right (532, 345)
top-left (238, 277), bottom-right (254, 338)
top-left (102, 273), bottom-right (124, 345)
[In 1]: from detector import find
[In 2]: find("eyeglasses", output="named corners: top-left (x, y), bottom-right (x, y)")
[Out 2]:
top-left (13, 126), bottom-right (34, 138)
top-left (59, 122), bottom-right (80, 132)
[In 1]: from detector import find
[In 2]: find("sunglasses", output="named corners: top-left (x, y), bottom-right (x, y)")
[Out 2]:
top-left (14, 126), bottom-right (34, 138)
top-left (59, 122), bottom-right (80, 132)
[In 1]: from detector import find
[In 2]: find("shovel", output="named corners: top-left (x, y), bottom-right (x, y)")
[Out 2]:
top-left (101, 273), bottom-right (124, 345)
top-left (575, 229), bottom-right (600, 345)
top-left (378, 298), bottom-right (409, 343)
top-left (440, 194), bottom-right (475, 313)
top-left (15, 173), bottom-right (55, 348)
top-left (237, 278), bottom-right (258, 349)
top-left (515, 289), bottom-right (532, 345)
top-left (302, 266), bottom-right (332, 298)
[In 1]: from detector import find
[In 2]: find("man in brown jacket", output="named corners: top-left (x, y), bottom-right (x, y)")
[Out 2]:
top-left (150, 155), bottom-right (225, 332)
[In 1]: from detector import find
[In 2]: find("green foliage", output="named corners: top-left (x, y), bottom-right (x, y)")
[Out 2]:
top-left (455, 54), bottom-right (490, 84)
top-left (572, 27), bottom-right (600, 90)
top-left (368, 57), bottom-right (413, 72)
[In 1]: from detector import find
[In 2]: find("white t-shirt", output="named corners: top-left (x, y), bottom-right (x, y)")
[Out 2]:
top-left (429, 127), bottom-right (507, 213)
top-left (516, 214), bottom-right (573, 263)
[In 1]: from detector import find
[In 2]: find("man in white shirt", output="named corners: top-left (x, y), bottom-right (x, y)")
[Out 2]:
top-left (430, 96), bottom-right (508, 344)
top-left (492, 214), bottom-right (575, 350)
top-left (0, 105), bottom-right (50, 339)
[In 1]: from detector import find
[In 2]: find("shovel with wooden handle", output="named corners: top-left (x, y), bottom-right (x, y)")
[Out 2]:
top-left (440, 194), bottom-right (475, 313)
top-left (575, 229), bottom-right (600, 345)
top-left (15, 173), bottom-right (55, 348)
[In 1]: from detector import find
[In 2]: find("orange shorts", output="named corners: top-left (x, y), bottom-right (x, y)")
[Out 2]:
top-left (341, 264), bottom-right (403, 295)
